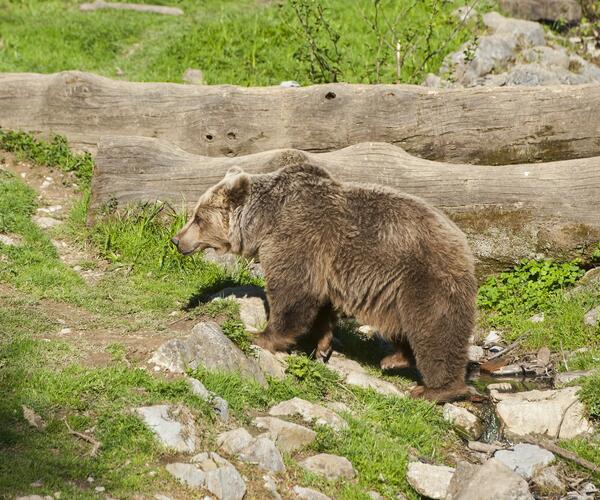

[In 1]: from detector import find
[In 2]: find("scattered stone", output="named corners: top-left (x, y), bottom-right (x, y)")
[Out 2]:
top-left (32, 216), bottom-right (62, 229)
top-left (483, 12), bottom-right (545, 47)
top-left (80, 1), bottom-right (184, 16)
top-left (217, 428), bottom-right (254, 456)
top-left (183, 68), bottom-right (204, 85)
top-left (522, 46), bottom-right (569, 68)
top-left (468, 345), bottom-right (485, 363)
top-left (37, 205), bottom-right (63, 215)
top-left (22, 405), bottom-right (46, 429)
top-left (326, 401), bottom-right (351, 414)
top-left (446, 459), bottom-right (533, 500)
top-left (494, 387), bottom-right (593, 439)
top-left (202, 248), bottom-right (263, 279)
top-left (94, 486), bottom-right (105, 492)
top-left (583, 306), bottom-right (599, 327)
top-left (15, 496), bottom-right (53, 500)
top-left (292, 486), bottom-right (331, 500)
top-left (255, 347), bottom-right (286, 380)
top-left (280, 81), bottom-right (301, 88)
top-left (299, 453), bottom-right (356, 481)
top-left (555, 370), bottom-right (596, 386)
top-left (406, 462), bottom-right (455, 499)
top-left (134, 404), bottom-right (196, 453)
top-left (358, 324), bottom-right (378, 335)
top-left (211, 286), bottom-right (267, 334)
top-left (0, 233), bottom-right (22, 246)
top-left (443, 403), bottom-right (483, 439)
top-left (494, 443), bottom-right (555, 479)
top-left (58, 327), bottom-right (72, 335)
top-left (532, 465), bottom-right (565, 494)
top-left (328, 354), bottom-right (405, 396)
top-left (238, 436), bottom-right (285, 472)
top-left (497, 0), bottom-right (581, 24)
top-left (467, 441), bottom-right (502, 454)
top-left (197, 452), bottom-right (247, 500)
top-left (367, 492), bottom-right (384, 500)
top-left (187, 377), bottom-right (230, 422)
top-left (149, 321), bottom-right (266, 385)
top-left (165, 463), bottom-right (205, 488)
top-left (263, 474), bottom-right (281, 500)
top-left (483, 330), bottom-right (502, 347)
top-left (529, 312), bottom-right (545, 323)
top-left (268, 397), bottom-right (347, 431)
top-left (537, 346), bottom-right (551, 366)
top-left (487, 382), bottom-right (513, 393)
top-left (253, 416), bottom-right (316, 453)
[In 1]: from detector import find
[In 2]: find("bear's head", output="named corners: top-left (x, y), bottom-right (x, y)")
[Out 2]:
top-left (171, 166), bottom-right (249, 256)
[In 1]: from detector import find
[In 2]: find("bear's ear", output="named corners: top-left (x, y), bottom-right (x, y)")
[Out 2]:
top-left (222, 171), bottom-right (250, 207)
top-left (225, 166), bottom-right (244, 178)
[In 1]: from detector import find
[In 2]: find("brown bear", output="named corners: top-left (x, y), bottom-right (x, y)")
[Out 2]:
top-left (172, 163), bottom-right (477, 402)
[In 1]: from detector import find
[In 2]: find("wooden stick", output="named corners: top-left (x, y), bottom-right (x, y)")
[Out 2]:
top-left (523, 435), bottom-right (600, 474)
top-left (64, 419), bottom-right (101, 456)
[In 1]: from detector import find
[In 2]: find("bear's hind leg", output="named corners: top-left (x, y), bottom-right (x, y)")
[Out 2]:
top-left (309, 304), bottom-right (337, 361)
top-left (380, 338), bottom-right (415, 371)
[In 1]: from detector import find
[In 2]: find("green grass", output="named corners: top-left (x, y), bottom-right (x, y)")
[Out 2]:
top-left (0, 0), bottom-right (478, 85)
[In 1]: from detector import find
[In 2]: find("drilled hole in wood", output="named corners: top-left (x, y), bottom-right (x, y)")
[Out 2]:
top-left (205, 134), bottom-right (214, 141)
top-left (325, 91), bottom-right (336, 100)
top-left (227, 132), bottom-right (236, 140)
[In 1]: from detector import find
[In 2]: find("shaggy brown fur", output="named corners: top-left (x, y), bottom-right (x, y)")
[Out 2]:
top-left (173, 164), bottom-right (477, 402)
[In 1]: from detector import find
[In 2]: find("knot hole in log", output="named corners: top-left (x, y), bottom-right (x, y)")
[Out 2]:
top-left (325, 91), bottom-right (336, 100)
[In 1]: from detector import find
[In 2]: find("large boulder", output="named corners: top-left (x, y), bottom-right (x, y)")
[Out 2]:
top-left (494, 443), bottom-right (555, 479)
top-left (149, 321), bottom-right (266, 385)
top-left (299, 453), bottom-right (356, 481)
top-left (483, 12), bottom-right (546, 47)
top-left (253, 416), bottom-right (316, 453)
top-left (210, 286), bottom-right (268, 333)
top-left (406, 462), bottom-right (455, 499)
top-left (268, 397), bottom-right (347, 431)
top-left (492, 387), bottom-right (594, 439)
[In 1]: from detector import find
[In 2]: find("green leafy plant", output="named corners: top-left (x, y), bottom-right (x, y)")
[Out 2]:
top-left (592, 243), bottom-right (600, 262)
top-left (0, 129), bottom-right (93, 185)
top-left (286, 354), bottom-right (325, 381)
top-left (221, 318), bottom-right (254, 355)
top-left (477, 259), bottom-right (585, 316)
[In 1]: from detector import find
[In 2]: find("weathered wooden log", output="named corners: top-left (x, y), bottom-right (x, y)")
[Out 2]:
top-left (2, 71), bottom-right (600, 164)
top-left (80, 1), bottom-right (184, 16)
top-left (91, 136), bottom-right (600, 274)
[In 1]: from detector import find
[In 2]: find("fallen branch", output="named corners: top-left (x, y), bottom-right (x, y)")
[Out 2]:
top-left (64, 418), bottom-right (101, 457)
top-left (80, 1), bottom-right (183, 16)
top-left (523, 435), bottom-right (600, 474)
top-left (90, 137), bottom-right (600, 273)
top-left (2, 71), bottom-right (600, 164)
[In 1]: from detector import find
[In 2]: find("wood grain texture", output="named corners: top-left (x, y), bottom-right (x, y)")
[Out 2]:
top-left (2, 71), bottom-right (600, 164)
top-left (91, 136), bottom-right (600, 272)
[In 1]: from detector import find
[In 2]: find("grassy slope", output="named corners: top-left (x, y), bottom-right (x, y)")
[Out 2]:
top-left (0, 0), bottom-right (477, 85)
top-left (0, 142), bottom-right (458, 498)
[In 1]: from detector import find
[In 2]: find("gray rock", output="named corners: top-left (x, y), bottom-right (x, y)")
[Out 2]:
top-left (292, 486), bottom-right (331, 500)
top-left (280, 80), bottom-right (301, 88)
top-left (255, 347), bottom-right (286, 380)
top-left (484, 330), bottom-right (502, 346)
top-left (522, 46), bottom-right (569, 68)
top-left (555, 370), bottom-right (596, 386)
top-left (205, 463), bottom-right (246, 500)
top-left (149, 321), bottom-right (266, 385)
top-left (326, 401), bottom-right (351, 414)
top-left (483, 12), bottom-right (545, 47)
top-left (446, 459), bottom-right (533, 500)
top-left (253, 416), bottom-right (316, 453)
top-left (443, 403), bottom-right (483, 439)
top-left (328, 355), bottom-right (405, 396)
top-left (529, 312), bottom-right (545, 323)
top-left (406, 462), bottom-right (455, 499)
top-left (487, 382), bottom-right (513, 393)
top-left (494, 387), bottom-right (593, 439)
top-left (203, 248), bottom-right (263, 278)
top-left (494, 443), bottom-right (555, 479)
top-left (0, 233), bottom-right (22, 246)
top-left (263, 474), bottom-right (281, 500)
top-left (211, 286), bottom-right (267, 334)
top-left (187, 377), bottom-right (229, 422)
top-left (269, 397), bottom-right (347, 431)
top-left (165, 463), bottom-right (206, 488)
top-left (583, 306), bottom-right (599, 327)
top-left (468, 345), bottom-right (485, 363)
top-left (299, 453), bottom-right (356, 480)
top-left (367, 492), bottom-right (383, 500)
top-left (497, 0), bottom-right (581, 24)
top-left (217, 428), bottom-right (254, 455)
top-left (135, 405), bottom-right (196, 453)
top-left (531, 465), bottom-right (565, 494)
top-left (32, 216), bottom-right (62, 229)
top-left (183, 68), bottom-right (204, 85)
top-left (238, 436), bottom-right (285, 472)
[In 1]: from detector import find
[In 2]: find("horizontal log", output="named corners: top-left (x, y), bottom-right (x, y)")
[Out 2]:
top-left (1, 71), bottom-right (600, 164)
top-left (91, 137), bottom-right (600, 274)
top-left (80, 1), bottom-right (184, 16)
